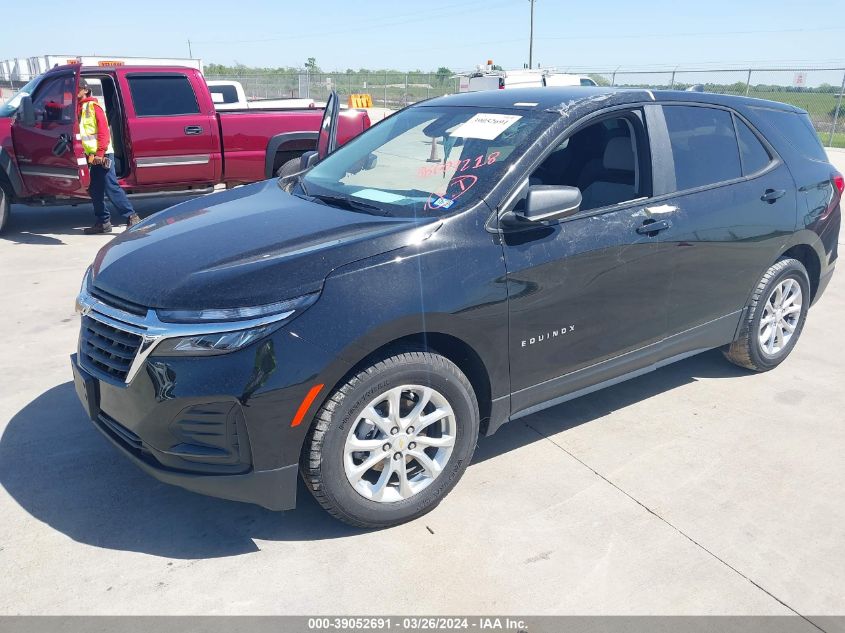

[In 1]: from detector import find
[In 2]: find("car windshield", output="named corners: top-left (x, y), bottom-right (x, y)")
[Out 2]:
top-left (298, 105), bottom-right (553, 217)
top-left (0, 76), bottom-right (41, 118)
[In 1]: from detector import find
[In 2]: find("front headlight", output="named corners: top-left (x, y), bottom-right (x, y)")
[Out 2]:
top-left (153, 324), bottom-right (280, 356)
top-left (152, 292), bottom-right (320, 356)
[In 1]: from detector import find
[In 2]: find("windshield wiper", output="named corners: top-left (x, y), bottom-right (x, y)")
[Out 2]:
top-left (308, 193), bottom-right (391, 216)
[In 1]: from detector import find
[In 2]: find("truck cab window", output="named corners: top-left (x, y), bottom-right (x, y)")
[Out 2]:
top-left (127, 75), bottom-right (200, 116)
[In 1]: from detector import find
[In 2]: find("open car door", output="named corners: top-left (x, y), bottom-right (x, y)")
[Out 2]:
top-left (11, 64), bottom-right (90, 197)
top-left (316, 90), bottom-right (340, 160)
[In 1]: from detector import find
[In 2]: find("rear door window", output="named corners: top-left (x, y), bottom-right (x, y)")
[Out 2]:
top-left (663, 105), bottom-right (741, 191)
top-left (127, 75), bottom-right (200, 116)
top-left (734, 117), bottom-right (772, 175)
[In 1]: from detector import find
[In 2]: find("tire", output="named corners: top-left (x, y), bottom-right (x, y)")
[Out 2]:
top-left (0, 185), bottom-right (10, 235)
top-left (724, 257), bottom-right (810, 372)
top-left (275, 157), bottom-right (303, 179)
top-left (301, 351), bottom-right (480, 528)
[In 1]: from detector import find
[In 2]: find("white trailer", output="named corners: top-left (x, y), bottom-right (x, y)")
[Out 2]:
top-left (0, 55), bottom-right (202, 82)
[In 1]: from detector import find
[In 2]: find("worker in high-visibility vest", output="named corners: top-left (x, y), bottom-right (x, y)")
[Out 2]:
top-left (77, 78), bottom-right (139, 234)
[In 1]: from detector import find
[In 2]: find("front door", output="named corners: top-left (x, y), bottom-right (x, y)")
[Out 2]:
top-left (502, 109), bottom-right (671, 415)
top-left (11, 64), bottom-right (90, 197)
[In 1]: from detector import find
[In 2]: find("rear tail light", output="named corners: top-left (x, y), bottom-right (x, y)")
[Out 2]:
top-left (822, 171), bottom-right (844, 220)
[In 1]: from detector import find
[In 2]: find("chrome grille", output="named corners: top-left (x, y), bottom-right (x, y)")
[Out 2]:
top-left (80, 315), bottom-right (142, 382)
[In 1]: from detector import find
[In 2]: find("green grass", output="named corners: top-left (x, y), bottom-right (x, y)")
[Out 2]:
top-left (746, 90), bottom-right (839, 119)
top-left (821, 131), bottom-right (845, 149)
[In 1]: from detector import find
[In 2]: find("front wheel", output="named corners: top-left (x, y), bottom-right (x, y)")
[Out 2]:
top-left (724, 257), bottom-right (810, 371)
top-left (301, 352), bottom-right (480, 528)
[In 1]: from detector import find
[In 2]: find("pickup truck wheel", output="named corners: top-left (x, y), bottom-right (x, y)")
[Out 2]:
top-left (301, 352), bottom-right (479, 528)
top-left (276, 157), bottom-right (303, 179)
top-left (724, 257), bottom-right (810, 372)
top-left (0, 186), bottom-right (10, 234)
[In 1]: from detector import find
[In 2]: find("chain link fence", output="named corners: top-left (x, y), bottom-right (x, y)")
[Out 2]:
top-left (2, 64), bottom-right (842, 148)
top-left (206, 67), bottom-right (845, 148)
top-left (203, 71), bottom-right (459, 110)
top-left (566, 67), bottom-right (845, 148)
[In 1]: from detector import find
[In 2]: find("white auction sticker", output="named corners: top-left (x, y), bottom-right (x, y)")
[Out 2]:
top-left (451, 113), bottom-right (522, 140)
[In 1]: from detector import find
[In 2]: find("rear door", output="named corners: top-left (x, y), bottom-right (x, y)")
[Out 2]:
top-left (119, 70), bottom-right (219, 186)
top-left (650, 104), bottom-right (797, 335)
top-left (11, 64), bottom-right (90, 197)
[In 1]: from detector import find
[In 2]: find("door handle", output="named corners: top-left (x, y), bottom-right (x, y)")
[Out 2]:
top-left (184, 125), bottom-right (203, 135)
top-left (761, 188), bottom-right (786, 203)
top-left (636, 219), bottom-right (671, 235)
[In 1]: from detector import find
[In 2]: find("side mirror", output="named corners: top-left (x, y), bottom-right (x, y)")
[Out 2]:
top-left (300, 151), bottom-right (319, 170)
top-left (522, 185), bottom-right (582, 222)
top-left (17, 95), bottom-right (35, 127)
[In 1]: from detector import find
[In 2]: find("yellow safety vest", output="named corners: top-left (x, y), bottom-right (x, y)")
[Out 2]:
top-left (79, 101), bottom-right (114, 156)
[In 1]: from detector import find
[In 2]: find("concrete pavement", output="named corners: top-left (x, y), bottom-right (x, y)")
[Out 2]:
top-left (0, 154), bottom-right (843, 618)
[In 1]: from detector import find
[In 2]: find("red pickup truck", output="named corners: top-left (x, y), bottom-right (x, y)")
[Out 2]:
top-left (0, 64), bottom-right (370, 232)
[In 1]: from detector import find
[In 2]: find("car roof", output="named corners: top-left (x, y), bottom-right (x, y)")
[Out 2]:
top-left (421, 86), bottom-right (805, 115)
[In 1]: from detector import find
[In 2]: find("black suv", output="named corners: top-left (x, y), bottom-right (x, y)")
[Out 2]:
top-left (72, 87), bottom-right (841, 528)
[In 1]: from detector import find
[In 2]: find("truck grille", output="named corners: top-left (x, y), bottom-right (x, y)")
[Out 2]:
top-left (79, 315), bottom-right (142, 382)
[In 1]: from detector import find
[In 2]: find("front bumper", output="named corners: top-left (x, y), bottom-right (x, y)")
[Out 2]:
top-left (72, 353), bottom-right (299, 510)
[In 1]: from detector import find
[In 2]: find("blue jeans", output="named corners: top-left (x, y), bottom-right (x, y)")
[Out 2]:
top-left (88, 153), bottom-right (135, 223)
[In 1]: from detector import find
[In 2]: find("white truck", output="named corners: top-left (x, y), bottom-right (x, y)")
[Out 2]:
top-left (457, 67), bottom-right (597, 92)
top-left (206, 80), bottom-right (317, 110)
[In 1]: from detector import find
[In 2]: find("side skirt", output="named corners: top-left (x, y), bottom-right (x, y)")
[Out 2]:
top-left (489, 311), bottom-right (742, 431)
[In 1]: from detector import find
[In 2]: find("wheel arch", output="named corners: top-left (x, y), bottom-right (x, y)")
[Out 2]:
top-left (319, 331), bottom-right (494, 436)
top-left (264, 131), bottom-right (318, 179)
top-left (780, 243), bottom-right (821, 301)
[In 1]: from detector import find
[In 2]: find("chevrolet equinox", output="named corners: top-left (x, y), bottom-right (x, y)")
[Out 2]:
top-left (72, 87), bottom-right (841, 528)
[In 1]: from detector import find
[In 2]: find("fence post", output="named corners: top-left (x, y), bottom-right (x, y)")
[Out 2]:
top-left (404, 73), bottom-right (408, 107)
top-left (670, 71), bottom-right (675, 90)
top-left (828, 70), bottom-right (845, 148)
top-left (384, 72), bottom-right (387, 108)
top-left (745, 69), bottom-right (752, 96)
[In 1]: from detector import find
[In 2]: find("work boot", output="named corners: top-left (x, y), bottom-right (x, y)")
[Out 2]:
top-left (83, 222), bottom-right (113, 234)
top-left (126, 213), bottom-right (142, 228)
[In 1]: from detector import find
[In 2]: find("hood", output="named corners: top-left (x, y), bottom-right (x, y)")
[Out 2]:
top-left (92, 180), bottom-right (440, 310)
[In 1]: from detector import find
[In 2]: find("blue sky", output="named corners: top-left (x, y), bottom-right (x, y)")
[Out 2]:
top-left (1, 0), bottom-right (843, 73)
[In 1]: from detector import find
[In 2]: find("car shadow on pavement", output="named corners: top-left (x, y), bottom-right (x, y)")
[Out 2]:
top-left (0, 382), bottom-right (366, 559)
top-left (2, 198), bottom-right (196, 245)
top-left (0, 349), bottom-right (747, 559)
top-left (473, 348), bottom-right (749, 463)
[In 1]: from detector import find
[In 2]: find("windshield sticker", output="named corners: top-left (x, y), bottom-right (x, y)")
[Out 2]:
top-left (417, 151), bottom-right (501, 178)
top-left (451, 113), bottom-right (522, 140)
top-left (352, 189), bottom-right (406, 203)
top-left (425, 174), bottom-right (478, 211)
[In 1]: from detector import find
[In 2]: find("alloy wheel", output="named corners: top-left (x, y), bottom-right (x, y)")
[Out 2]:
top-left (343, 385), bottom-right (456, 503)
top-left (758, 277), bottom-right (803, 356)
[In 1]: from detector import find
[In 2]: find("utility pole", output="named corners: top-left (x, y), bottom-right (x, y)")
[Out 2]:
top-left (187, 39), bottom-right (193, 58)
top-left (528, 0), bottom-right (536, 69)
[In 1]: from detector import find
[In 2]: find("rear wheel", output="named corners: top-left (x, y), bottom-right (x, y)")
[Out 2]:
top-left (301, 352), bottom-right (479, 528)
top-left (724, 257), bottom-right (810, 371)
